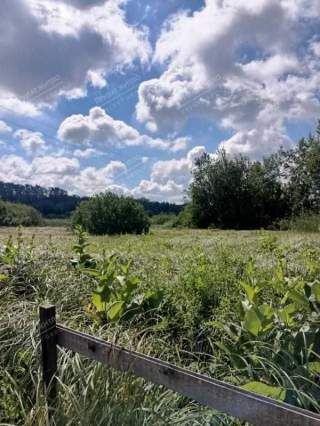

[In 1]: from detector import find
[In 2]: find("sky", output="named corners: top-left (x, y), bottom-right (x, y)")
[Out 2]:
top-left (0, 0), bottom-right (319, 203)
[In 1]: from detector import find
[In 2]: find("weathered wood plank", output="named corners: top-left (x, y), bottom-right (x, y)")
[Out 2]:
top-left (56, 324), bottom-right (320, 426)
top-left (39, 305), bottom-right (57, 413)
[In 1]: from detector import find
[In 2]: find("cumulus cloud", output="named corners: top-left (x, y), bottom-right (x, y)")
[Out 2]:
top-left (220, 125), bottom-right (293, 158)
top-left (136, 0), bottom-right (320, 158)
top-left (131, 146), bottom-right (205, 203)
top-left (151, 146), bottom-right (205, 185)
top-left (131, 179), bottom-right (185, 204)
top-left (32, 156), bottom-right (79, 175)
top-left (0, 121), bottom-right (12, 134)
top-left (0, 0), bottom-right (150, 114)
top-left (58, 106), bottom-right (190, 152)
top-left (14, 129), bottom-right (46, 154)
top-left (73, 148), bottom-right (97, 158)
top-left (0, 153), bottom-right (127, 196)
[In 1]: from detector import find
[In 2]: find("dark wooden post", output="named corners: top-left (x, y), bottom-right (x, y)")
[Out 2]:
top-left (39, 304), bottom-right (57, 415)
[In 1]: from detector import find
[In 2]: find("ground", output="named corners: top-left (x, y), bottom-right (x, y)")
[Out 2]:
top-left (1, 227), bottom-right (320, 425)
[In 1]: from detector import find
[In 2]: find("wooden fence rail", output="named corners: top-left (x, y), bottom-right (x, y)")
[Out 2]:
top-left (39, 305), bottom-right (320, 425)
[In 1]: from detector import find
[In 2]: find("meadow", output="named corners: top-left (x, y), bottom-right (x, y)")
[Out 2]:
top-left (1, 226), bottom-right (320, 425)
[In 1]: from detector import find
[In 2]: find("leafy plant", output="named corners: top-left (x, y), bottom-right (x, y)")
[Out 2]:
top-left (70, 225), bottom-right (96, 269)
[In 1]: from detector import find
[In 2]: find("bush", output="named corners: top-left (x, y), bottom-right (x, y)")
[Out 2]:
top-left (278, 213), bottom-right (320, 232)
top-left (150, 213), bottom-right (177, 227)
top-left (0, 200), bottom-right (43, 226)
top-left (173, 204), bottom-right (193, 228)
top-left (72, 192), bottom-right (150, 235)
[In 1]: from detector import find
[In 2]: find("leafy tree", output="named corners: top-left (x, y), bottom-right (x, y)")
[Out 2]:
top-left (190, 150), bottom-right (287, 229)
top-left (72, 192), bottom-right (150, 235)
top-left (279, 125), bottom-right (320, 214)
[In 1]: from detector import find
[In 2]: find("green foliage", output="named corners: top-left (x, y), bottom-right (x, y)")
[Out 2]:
top-left (278, 213), bottom-right (320, 232)
top-left (2, 228), bottom-right (320, 423)
top-left (279, 129), bottom-right (320, 214)
top-left (72, 192), bottom-right (150, 235)
top-left (241, 381), bottom-right (286, 401)
top-left (190, 150), bottom-right (287, 229)
top-left (70, 225), bottom-right (96, 268)
top-left (0, 200), bottom-right (42, 227)
top-left (189, 121), bottom-right (320, 230)
top-left (70, 229), bottom-right (162, 322)
top-left (150, 213), bottom-right (177, 227)
top-left (0, 228), bottom-right (45, 295)
top-left (173, 203), bottom-right (193, 228)
top-left (213, 233), bottom-right (320, 411)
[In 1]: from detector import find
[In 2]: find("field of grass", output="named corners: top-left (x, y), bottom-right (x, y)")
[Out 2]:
top-left (1, 227), bottom-right (320, 425)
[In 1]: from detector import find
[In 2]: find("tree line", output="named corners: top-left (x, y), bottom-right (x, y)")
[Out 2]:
top-left (0, 182), bottom-right (183, 218)
top-left (189, 122), bottom-right (320, 229)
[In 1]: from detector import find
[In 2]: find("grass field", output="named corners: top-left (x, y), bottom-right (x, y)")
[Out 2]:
top-left (1, 227), bottom-right (320, 425)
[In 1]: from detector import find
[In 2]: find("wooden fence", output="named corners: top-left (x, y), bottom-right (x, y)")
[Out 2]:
top-left (39, 305), bottom-right (320, 425)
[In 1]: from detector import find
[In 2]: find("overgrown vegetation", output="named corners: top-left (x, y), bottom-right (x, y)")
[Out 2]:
top-left (0, 200), bottom-right (42, 227)
top-left (72, 192), bottom-right (150, 235)
top-left (189, 122), bottom-right (320, 229)
top-left (1, 227), bottom-right (320, 424)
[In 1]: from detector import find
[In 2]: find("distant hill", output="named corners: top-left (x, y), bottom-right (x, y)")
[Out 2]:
top-left (0, 181), bottom-right (184, 218)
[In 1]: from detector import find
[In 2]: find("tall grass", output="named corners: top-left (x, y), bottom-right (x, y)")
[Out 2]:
top-left (1, 227), bottom-right (320, 424)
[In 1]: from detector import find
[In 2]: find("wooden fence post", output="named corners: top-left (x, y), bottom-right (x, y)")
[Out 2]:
top-left (39, 304), bottom-right (57, 415)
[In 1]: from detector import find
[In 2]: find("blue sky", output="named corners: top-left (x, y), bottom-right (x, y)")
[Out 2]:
top-left (0, 0), bottom-right (319, 202)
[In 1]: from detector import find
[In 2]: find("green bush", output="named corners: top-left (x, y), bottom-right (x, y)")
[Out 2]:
top-left (150, 213), bottom-right (177, 227)
top-left (173, 204), bottom-right (193, 228)
top-left (0, 200), bottom-right (42, 227)
top-left (278, 213), bottom-right (320, 232)
top-left (72, 192), bottom-right (150, 235)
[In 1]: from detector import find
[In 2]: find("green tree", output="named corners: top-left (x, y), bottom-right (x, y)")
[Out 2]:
top-left (72, 192), bottom-right (150, 235)
top-left (190, 150), bottom-right (287, 229)
top-left (279, 123), bottom-right (320, 214)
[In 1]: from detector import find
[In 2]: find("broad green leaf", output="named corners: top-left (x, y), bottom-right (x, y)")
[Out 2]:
top-left (311, 282), bottom-right (320, 303)
top-left (288, 290), bottom-right (309, 309)
top-left (107, 301), bottom-right (124, 321)
top-left (0, 273), bottom-right (8, 281)
top-left (241, 282), bottom-right (257, 303)
top-left (243, 308), bottom-right (262, 336)
top-left (307, 361), bottom-right (320, 375)
top-left (278, 303), bottom-right (296, 326)
top-left (241, 381), bottom-right (286, 401)
top-left (259, 304), bottom-right (274, 319)
top-left (92, 293), bottom-right (107, 312)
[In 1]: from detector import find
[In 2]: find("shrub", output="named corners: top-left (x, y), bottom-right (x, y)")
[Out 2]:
top-left (150, 213), bottom-right (177, 227)
top-left (72, 192), bottom-right (150, 235)
top-left (173, 204), bottom-right (193, 228)
top-left (0, 200), bottom-right (42, 227)
top-left (278, 213), bottom-right (320, 232)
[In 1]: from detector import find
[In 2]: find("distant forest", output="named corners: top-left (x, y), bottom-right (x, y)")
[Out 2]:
top-left (0, 181), bottom-right (183, 218)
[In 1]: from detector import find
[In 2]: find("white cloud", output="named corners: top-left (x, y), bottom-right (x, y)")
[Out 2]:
top-left (131, 146), bottom-right (205, 203)
top-left (32, 155), bottom-right (79, 175)
top-left (58, 106), bottom-right (190, 152)
top-left (0, 153), bottom-right (127, 196)
top-left (131, 179), bottom-right (185, 204)
top-left (87, 70), bottom-right (107, 89)
top-left (14, 129), bottom-right (46, 154)
top-left (73, 148), bottom-right (97, 158)
top-left (220, 125), bottom-right (293, 158)
top-left (0, 91), bottom-right (40, 117)
top-left (136, 0), bottom-right (320, 158)
top-left (151, 146), bottom-right (205, 185)
top-left (0, 120), bottom-right (12, 133)
top-left (0, 0), bottom-right (150, 113)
